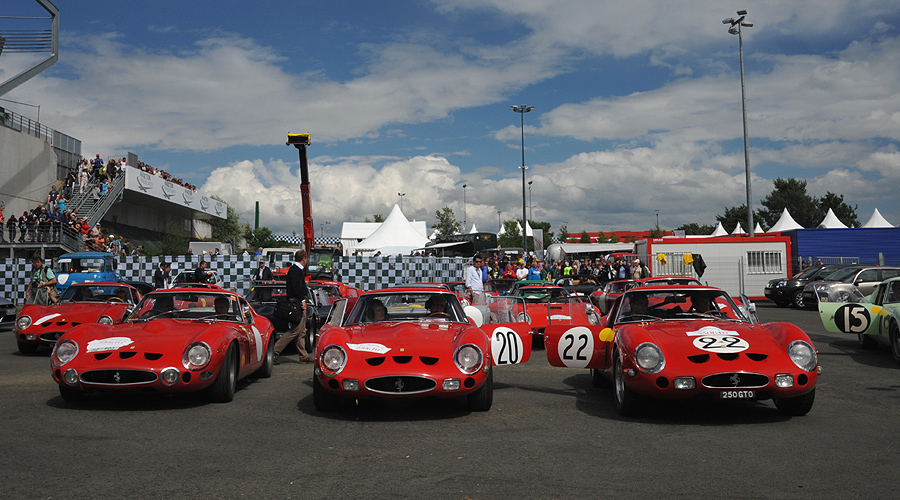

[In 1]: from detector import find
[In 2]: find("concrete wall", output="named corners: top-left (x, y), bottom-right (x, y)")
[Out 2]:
top-left (0, 125), bottom-right (58, 218)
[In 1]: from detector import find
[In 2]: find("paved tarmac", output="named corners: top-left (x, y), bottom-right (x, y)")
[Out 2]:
top-left (2, 302), bottom-right (899, 499)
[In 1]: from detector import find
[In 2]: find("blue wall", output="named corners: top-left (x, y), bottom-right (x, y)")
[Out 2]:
top-left (787, 227), bottom-right (900, 266)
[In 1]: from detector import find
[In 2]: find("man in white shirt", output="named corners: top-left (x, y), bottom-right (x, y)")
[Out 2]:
top-left (465, 255), bottom-right (485, 305)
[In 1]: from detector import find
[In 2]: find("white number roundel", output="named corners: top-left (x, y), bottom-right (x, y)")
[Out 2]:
top-left (692, 335), bottom-right (749, 353)
top-left (557, 326), bottom-right (594, 368)
top-left (491, 327), bottom-right (524, 365)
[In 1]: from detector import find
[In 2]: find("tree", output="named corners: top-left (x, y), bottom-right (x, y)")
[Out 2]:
top-left (716, 204), bottom-right (767, 233)
top-left (245, 226), bottom-right (278, 249)
top-left (498, 220), bottom-right (522, 248)
top-left (649, 225), bottom-right (666, 238)
top-left (608, 231), bottom-right (619, 243)
top-left (676, 222), bottom-right (716, 236)
top-left (433, 206), bottom-right (461, 236)
top-left (579, 230), bottom-right (591, 243)
top-left (558, 224), bottom-right (569, 243)
top-left (818, 191), bottom-right (860, 227)
top-left (758, 178), bottom-right (819, 229)
top-left (155, 221), bottom-right (189, 256)
top-left (364, 214), bottom-right (385, 223)
top-left (209, 195), bottom-right (246, 249)
top-left (529, 220), bottom-right (554, 248)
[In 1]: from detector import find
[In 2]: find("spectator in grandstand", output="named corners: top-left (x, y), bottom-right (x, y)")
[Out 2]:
top-left (47, 185), bottom-right (59, 211)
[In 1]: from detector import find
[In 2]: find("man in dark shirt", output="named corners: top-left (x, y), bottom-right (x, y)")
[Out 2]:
top-left (253, 259), bottom-right (274, 281)
top-left (274, 250), bottom-right (311, 364)
top-left (153, 262), bottom-right (171, 289)
top-left (194, 260), bottom-right (212, 284)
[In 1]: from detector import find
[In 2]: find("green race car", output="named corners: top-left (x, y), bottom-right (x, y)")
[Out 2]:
top-left (817, 276), bottom-right (900, 364)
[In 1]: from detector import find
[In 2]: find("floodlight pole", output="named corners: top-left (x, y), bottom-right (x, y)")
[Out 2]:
top-left (511, 104), bottom-right (534, 252)
top-left (724, 10), bottom-right (754, 236)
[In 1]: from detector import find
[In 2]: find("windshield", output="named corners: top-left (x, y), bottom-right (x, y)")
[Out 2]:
top-left (308, 249), bottom-right (336, 274)
top-left (129, 292), bottom-right (245, 323)
top-left (346, 292), bottom-right (465, 325)
top-left (55, 257), bottom-right (107, 274)
top-left (516, 287), bottom-right (569, 303)
top-left (246, 285), bottom-right (286, 303)
top-left (615, 289), bottom-right (747, 324)
top-left (607, 281), bottom-right (636, 294)
top-left (823, 267), bottom-right (862, 283)
top-left (642, 277), bottom-right (702, 286)
top-left (60, 284), bottom-right (135, 304)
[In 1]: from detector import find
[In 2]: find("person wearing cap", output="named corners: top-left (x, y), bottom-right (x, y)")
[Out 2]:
top-left (253, 259), bottom-right (273, 282)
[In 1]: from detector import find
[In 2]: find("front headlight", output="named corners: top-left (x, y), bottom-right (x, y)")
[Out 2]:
top-left (634, 343), bottom-right (665, 374)
top-left (16, 315), bottom-right (32, 330)
top-left (788, 340), bottom-right (817, 372)
top-left (455, 344), bottom-right (483, 374)
top-left (54, 340), bottom-right (79, 366)
top-left (97, 316), bottom-right (113, 325)
top-left (321, 345), bottom-right (347, 375)
top-left (183, 342), bottom-right (211, 370)
top-left (775, 280), bottom-right (788, 288)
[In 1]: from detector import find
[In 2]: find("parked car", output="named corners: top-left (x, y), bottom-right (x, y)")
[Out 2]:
top-left (15, 283), bottom-right (140, 354)
top-left (764, 264), bottom-right (849, 308)
top-left (801, 266), bottom-right (900, 308)
top-left (543, 285), bottom-right (819, 416)
top-left (816, 276), bottom-right (900, 362)
top-left (591, 279), bottom-right (637, 314)
top-left (310, 288), bottom-right (533, 412)
top-left (171, 269), bottom-right (226, 288)
top-left (244, 281), bottom-right (322, 353)
top-left (50, 287), bottom-right (275, 402)
top-left (1, 295), bottom-right (18, 329)
top-left (53, 252), bottom-right (122, 295)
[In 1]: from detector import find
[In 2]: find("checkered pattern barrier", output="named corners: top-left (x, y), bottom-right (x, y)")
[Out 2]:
top-left (273, 234), bottom-right (341, 246)
top-left (2, 255), bottom-right (470, 304)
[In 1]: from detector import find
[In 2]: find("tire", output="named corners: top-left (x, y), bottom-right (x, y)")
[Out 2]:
top-left (858, 333), bottom-right (878, 350)
top-left (774, 388), bottom-right (815, 416)
top-left (313, 376), bottom-right (340, 411)
top-left (59, 385), bottom-right (88, 402)
top-left (790, 290), bottom-right (805, 309)
top-left (254, 334), bottom-right (275, 378)
top-left (17, 341), bottom-right (39, 355)
top-left (613, 349), bottom-right (641, 417)
top-left (304, 322), bottom-right (316, 354)
top-left (209, 344), bottom-right (237, 403)
top-left (891, 323), bottom-right (900, 365)
top-left (590, 368), bottom-right (604, 388)
top-left (467, 367), bottom-right (493, 411)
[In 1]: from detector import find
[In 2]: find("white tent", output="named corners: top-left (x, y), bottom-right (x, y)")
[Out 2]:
top-left (862, 208), bottom-right (894, 228)
top-left (468, 223), bottom-right (479, 234)
top-left (754, 223), bottom-right (765, 234)
top-left (731, 223), bottom-right (745, 235)
top-left (352, 204), bottom-right (430, 256)
top-left (710, 222), bottom-right (728, 236)
top-left (818, 208), bottom-right (848, 229)
top-left (768, 208), bottom-right (804, 232)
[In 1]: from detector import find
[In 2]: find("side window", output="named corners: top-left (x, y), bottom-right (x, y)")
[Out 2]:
top-left (887, 282), bottom-right (900, 304)
top-left (874, 284), bottom-right (887, 306)
top-left (239, 298), bottom-right (253, 324)
top-left (857, 269), bottom-right (878, 283)
top-left (882, 269), bottom-right (900, 280)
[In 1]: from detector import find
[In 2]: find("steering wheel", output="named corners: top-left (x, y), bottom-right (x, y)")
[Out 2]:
top-left (108, 297), bottom-right (125, 303)
top-left (428, 311), bottom-right (451, 318)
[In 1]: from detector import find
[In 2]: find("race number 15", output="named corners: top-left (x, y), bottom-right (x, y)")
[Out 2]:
top-left (834, 304), bottom-right (870, 333)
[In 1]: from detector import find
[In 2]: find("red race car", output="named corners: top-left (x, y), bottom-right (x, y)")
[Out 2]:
top-left (591, 279), bottom-right (637, 314)
top-left (50, 288), bottom-right (275, 403)
top-left (512, 285), bottom-right (602, 338)
top-left (15, 283), bottom-right (141, 355)
top-left (311, 288), bottom-right (532, 412)
top-left (544, 285), bottom-right (819, 417)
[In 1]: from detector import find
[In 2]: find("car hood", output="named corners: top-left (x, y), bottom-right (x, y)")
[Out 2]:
top-left (67, 319), bottom-right (227, 353)
top-left (23, 302), bottom-right (128, 322)
top-left (635, 319), bottom-right (758, 340)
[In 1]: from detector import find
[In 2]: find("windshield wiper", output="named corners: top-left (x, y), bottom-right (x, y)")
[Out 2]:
top-left (617, 314), bottom-right (662, 323)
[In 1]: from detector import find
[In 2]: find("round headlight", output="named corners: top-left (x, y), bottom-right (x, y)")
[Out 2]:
top-left (634, 343), bottom-right (665, 374)
top-left (321, 346), bottom-right (346, 374)
top-left (16, 315), bottom-right (32, 330)
top-left (183, 343), bottom-right (211, 369)
top-left (788, 340), bottom-right (817, 372)
top-left (54, 340), bottom-right (78, 366)
top-left (455, 344), bottom-right (483, 374)
top-left (97, 316), bottom-right (114, 325)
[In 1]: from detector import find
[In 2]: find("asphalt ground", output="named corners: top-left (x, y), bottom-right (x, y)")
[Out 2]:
top-left (2, 302), bottom-right (899, 500)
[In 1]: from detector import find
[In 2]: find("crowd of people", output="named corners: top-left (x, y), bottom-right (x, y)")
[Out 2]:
top-left (469, 251), bottom-right (650, 286)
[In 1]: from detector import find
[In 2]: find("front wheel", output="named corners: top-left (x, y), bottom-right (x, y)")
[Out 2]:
top-left (313, 376), bottom-right (341, 411)
top-left (467, 368), bottom-right (493, 411)
top-left (59, 385), bottom-right (88, 402)
top-left (891, 323), bottom-right (900, 365)
top-left (209, 344), bottom-right (237, 403)
top-left (790, 290), bottom-right (805, 309)
top-left (304, 322), bottom-right (316, 354)
top-left (774, 388), bottom-right (815, 416)
top-left (255, 334), bottom-right (274, 378)
top-left (17, 341), bottom-right (39, 355)
top-left (613, 350), bottom-right (642, 417)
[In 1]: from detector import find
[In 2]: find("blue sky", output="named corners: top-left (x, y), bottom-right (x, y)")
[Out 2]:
top-left (3, 0), bottom-right (900, 236)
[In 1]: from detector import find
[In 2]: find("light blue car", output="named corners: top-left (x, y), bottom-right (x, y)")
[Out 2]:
top-left (53, 252), bottom-right (122, 294)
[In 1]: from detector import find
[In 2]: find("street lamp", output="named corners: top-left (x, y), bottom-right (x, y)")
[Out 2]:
top-left (319, 221), bottom-right (330, 242)
top-left (462, 183), bottom-right (467, 232)
top-left (723, 10), bottom-right (754, 237)
top-left (510, 104), bottom-right (534, 252)
top-left (655, 209), bottom-right (660, 229)
top-left (528, 180), bottom-right (533, 221)
top-left (398, 192), bottom-right (406, 212)
top-left (498, 210), bottom-right (502, 233)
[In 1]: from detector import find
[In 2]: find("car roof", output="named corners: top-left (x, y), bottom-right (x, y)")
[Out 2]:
top-left (367, 287), bottom-right (457, 295)
top-left (624, 284), bottom-right (723, 293)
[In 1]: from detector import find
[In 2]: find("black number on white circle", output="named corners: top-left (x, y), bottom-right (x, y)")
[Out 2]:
top-left (494, 330), bottom-right (520, 365)
top-left (562, 331), bottom-right (589, 361)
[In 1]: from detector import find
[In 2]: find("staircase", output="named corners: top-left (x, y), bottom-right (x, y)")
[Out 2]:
top-left (67, 175), bottom-right (125, 227)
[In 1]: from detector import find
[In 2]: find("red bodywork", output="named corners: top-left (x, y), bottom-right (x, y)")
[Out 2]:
top-left (544, 285), bottom-right (819, 415)
top-left (512, 285), bottom-right (601, 335)
top-left (591, 279), bottom-right (637, 314)
top-left (50, 288), bottom-right (275, 402)
top-left (312, 288), bottom-right (532, 411)
top-left (15, 283), bottom-right (140, 354)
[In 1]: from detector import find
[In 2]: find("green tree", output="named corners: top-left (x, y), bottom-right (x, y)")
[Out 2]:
top-left (818, 191), bottom-right (860, 227)
top-left (433, 206), bottom-right (461, 236)
top-left (579, 230), bottom-right (591, 243)
top-left (608, 231), bottom-right (619, 243)
top-left (758, 178), bottom-right (819, 229)
top-left (155, 222), bottom-right (189, 256)
top-left (364, 214), bottom-right (386, 223)
top-left (649, 225), bottom-right (666, 238)
top-left (716, 204), bottom-right (767, 233)
top-left (245, 226), bottom-right (278, 249)
top-left (676, 222), bottom-right (716, 235)
top-left (209, 195), bottom-right (246, 249)
top-left (498, 220), bottom-right (522, 248)
top-left (558, 224), bottom-right (569, 243)
top-left (529, 220), bottom-right (554, 248)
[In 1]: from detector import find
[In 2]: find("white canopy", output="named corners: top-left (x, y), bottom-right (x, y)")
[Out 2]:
top-left (353, 204), bottom-right (430, 255)
top-left (818, 208), bottom-right (848, 229)
top-left (710, 222), bottom-right (728, 237)
top-left (768, 208), bottom-right (804, 233)
top-left (754, 223), bottom-right (765, 234)
top-left (862, 208), bottom-right (894, 228)
top-left (731, 223), bottom-right (745, 235)
top-left (468, 223), bottom-right (479, 234)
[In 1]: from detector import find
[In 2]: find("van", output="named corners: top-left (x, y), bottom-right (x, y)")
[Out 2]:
top-left (54, 252), bottom-right (123, 294)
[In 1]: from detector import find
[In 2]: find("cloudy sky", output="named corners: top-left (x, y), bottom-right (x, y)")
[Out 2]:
top-left (3, 0), bottom-right (900, 236)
